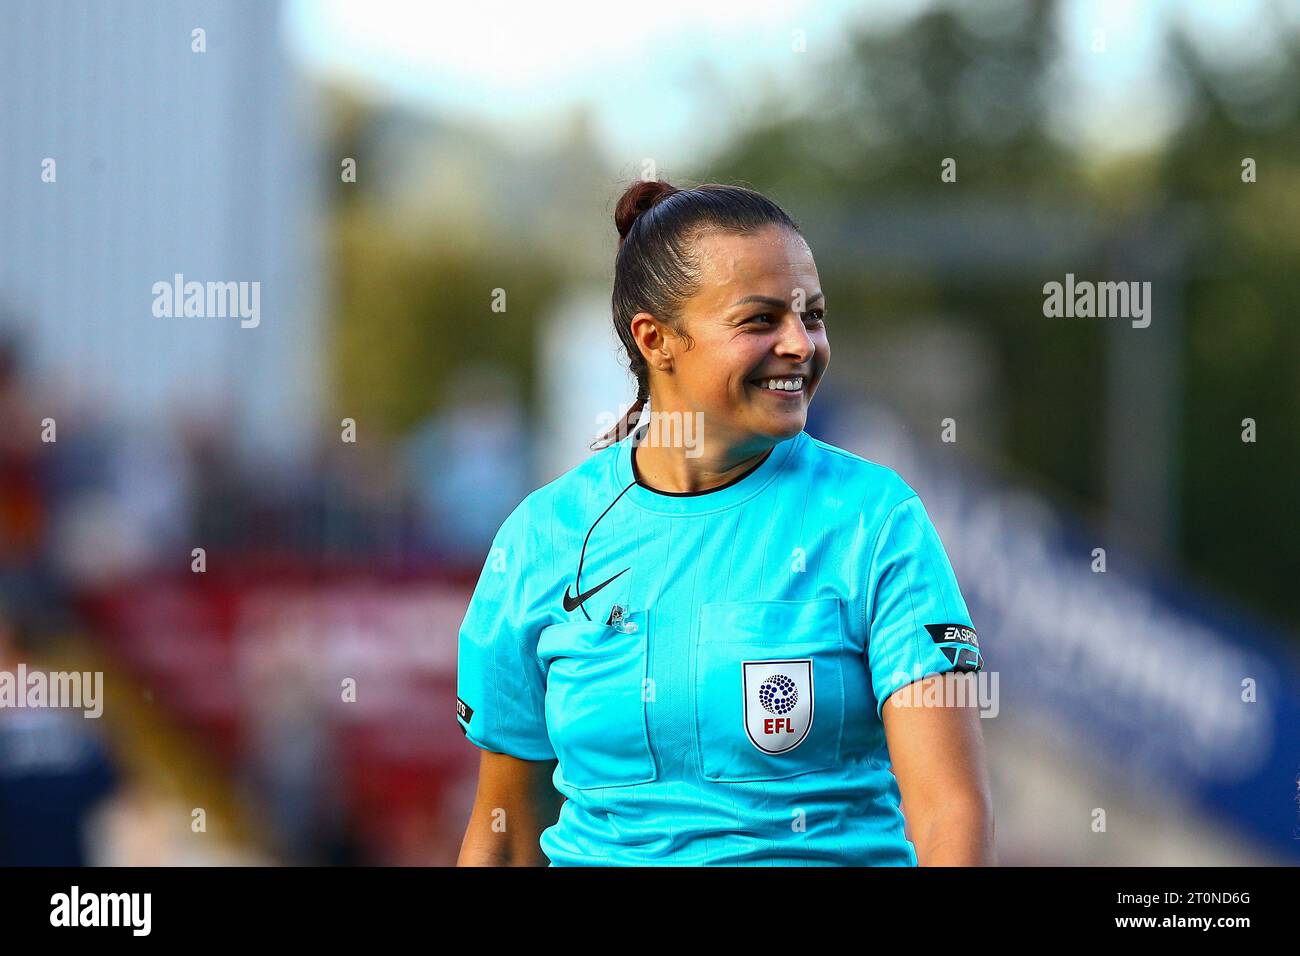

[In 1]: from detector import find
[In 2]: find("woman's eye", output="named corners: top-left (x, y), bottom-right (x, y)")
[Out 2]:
top-left (746, 310), bottom-right (825, 327)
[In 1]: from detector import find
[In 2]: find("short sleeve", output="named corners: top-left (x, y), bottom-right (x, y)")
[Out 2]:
top-left (455, 503), bottom-right (556, 761)
top-left (865, 495), bottom-right (983, 718)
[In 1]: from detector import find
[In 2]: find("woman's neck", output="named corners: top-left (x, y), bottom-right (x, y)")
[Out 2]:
top-left (631, 427), bottom-right (773, 494)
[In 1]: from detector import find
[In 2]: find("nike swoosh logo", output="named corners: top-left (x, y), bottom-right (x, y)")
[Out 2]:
top-left (563, 567), bottom-right (630, 613)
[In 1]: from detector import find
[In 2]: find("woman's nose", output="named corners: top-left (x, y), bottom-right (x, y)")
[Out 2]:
top-left (775, 314), bottom-right (815, 362)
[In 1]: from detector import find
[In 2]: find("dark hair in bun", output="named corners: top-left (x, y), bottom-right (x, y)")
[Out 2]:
top-left (592, 179), bottom-right (801, 450)
top-left (613, 179), bottom-right (681, 245)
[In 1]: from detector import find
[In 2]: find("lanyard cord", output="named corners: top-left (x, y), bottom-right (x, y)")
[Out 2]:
top-left (572, 479), bottom-right (638, 621)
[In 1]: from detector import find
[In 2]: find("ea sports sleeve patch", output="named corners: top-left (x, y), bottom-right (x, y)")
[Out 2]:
top-left (924, 623), bottom-right (983, 672)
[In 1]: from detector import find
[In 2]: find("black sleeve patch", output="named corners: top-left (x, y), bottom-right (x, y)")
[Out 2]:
top-left (924, 623), bottom-right (979, 648)
top-left (456, 696), bottom-right (474, 724)
top-left (926, 624), bottom-right (982, 672)
top-left (938, 644), bottom-right (983, 672)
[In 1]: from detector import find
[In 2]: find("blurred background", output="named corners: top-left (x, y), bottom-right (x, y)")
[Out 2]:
top-left (0, 0), bottom-right (1297, 865)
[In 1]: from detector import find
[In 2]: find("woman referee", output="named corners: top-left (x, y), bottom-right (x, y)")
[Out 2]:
top-left (456, 180), bottom-right (994, 866)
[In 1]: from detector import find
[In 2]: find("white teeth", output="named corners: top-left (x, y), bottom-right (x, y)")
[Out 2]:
top-left (760, 376), bottom-right (803, 391)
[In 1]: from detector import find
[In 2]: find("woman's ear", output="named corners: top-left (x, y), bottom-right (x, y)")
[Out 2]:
top-left (630, 311), bottom-right (674, 373)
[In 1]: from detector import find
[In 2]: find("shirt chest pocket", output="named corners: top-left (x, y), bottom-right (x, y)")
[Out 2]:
top-left (537, 609), bottom-right (656, 790)
top-left (695, 598), bottom-right (846, 782)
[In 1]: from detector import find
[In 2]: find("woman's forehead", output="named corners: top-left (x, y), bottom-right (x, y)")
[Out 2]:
top-left (696, 228), bottom-right (806, 277)
top-left (693, 228), bottom-right (818, 295)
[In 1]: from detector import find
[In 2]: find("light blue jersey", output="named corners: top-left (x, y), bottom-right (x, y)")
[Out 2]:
top-left (456, 426), bottom-right (982, 865)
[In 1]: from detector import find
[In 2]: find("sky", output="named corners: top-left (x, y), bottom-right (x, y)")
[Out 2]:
top-left (283, 0), bottom-right (1295, 165)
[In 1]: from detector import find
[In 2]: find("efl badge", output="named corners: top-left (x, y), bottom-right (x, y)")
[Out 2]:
top-left (742, 659), bottom-right (813, 754)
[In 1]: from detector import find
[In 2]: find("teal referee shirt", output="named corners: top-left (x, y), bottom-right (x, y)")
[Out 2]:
top-left (456, 425), bottom-right (982, 865)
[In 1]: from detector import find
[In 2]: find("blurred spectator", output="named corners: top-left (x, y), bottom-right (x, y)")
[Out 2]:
top-left (404, 362), bottom-right (531, 558)
top-left (0, 601), bottom-right (120, 865)
top-left (0, 333), bottom-right (44, 573)
top-left (238, 619), bottom-right (358, 865)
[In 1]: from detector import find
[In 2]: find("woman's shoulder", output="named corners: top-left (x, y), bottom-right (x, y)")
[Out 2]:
top-left (493, 442), bottom-right (625, 538)
top-left (798, 433), bottom-right (918, 510)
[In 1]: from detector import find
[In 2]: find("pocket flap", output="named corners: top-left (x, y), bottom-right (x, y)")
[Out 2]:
top-left (699, 597), bottom-right (843, 648)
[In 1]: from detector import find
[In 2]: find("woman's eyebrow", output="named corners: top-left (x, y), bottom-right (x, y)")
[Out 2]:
top-left (731, 291), bottom-right (824, 308)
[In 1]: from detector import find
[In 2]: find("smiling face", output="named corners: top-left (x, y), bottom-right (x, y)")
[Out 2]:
top-left (635, 224), bottom-right (830, 452)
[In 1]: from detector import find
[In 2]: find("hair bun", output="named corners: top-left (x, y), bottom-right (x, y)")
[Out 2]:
top-left (614, 179), bottom-right (680, 243)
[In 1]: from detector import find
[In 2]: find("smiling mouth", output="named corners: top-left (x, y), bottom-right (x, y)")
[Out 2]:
top-left (748, 374), bottom-right (807, 397)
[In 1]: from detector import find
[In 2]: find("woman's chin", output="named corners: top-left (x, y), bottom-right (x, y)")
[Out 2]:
top-left (756, 407), bottom-right (807, 441)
